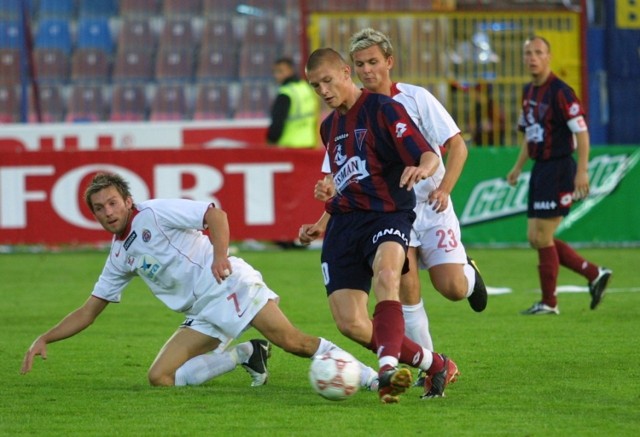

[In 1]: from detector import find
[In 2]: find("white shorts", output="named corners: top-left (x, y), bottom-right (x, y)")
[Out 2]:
top-left (181, 256), bottom-right (279, 348)
top-left (410, 201), bottom-right (468, 270)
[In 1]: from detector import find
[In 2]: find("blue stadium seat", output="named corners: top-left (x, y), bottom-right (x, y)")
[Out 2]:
top-left (35, 19), bottom-right (72, 54)
top-left (78, 0), bottom-right (118, 18)
top-left (76, 17), bottom-right (114, 54)
top-left (38, 0), bottom-right (76, 20)
top-left (0, 0), bottom-right (24, 20)
top-left (0, 20), bottom-right (24, 49)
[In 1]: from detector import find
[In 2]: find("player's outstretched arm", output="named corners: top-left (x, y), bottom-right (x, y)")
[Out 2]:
top-left (400, 151), bottom-right (439, 191)
top-left (429, 134), bottom-right (468, 213)
top-left (21, 296), bottom-right (109, 374)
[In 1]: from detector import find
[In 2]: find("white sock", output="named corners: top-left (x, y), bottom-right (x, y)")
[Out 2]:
top-left (312, 337), bottom-right (377, 388)
top-left (464, 263), bottom-right (476, 297)
top-left (174, 342), bottom-right (252, 386)
top-left (402, 299), bottom-right (434, 351)
top-left (419, 349), bottom-right (434, 371)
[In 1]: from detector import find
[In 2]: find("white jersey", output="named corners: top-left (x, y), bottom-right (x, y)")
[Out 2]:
top-left (390, 82), bottom-right (460, 203)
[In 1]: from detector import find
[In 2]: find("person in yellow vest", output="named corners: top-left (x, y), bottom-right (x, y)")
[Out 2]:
top-left (267, 57), bottom-right (319, 149)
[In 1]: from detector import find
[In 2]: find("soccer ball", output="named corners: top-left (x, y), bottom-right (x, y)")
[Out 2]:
top-left (309, 349), bottom-right (361, 401)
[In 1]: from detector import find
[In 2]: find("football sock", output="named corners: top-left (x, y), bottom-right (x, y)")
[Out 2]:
top-left (402, 299), bottom-right (434, 351)
top-left (554, 239), bottom-right (599, 282)
top-left (538, 246), bottom-right (559, 307)
top-left (372, 300), bottom-right (404, 371)
top-left (399, 335), bottom-right (427, 368)
top-left (427, 352), bottom-right (445, 374)
top-left (463, 263), bottom-right (476, 297)
top-left (312, 337), bottom-right (337, 359)
top-left (174, 345), bottom-right (245, 386)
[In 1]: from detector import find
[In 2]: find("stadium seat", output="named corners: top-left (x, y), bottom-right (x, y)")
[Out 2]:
top-left (159, 17), bottom-right (196, 50)
top-left (0, 48), bottom-right (21, 84)
top-left (194, 82), bottom-right (233, 120)
top-left (76, 18), bottom-right (114, 54)
top-left (71, 48), bottom-right (111, 83)
top-left (235, 80), bottom-right (273, 119)
top-left (119, 0), bottom-right (160, 17)
top-left (38, 0), bottom-right (75, 20)
top-left (0, 0), bottom-right (26, 20)
top-left (243, 18), bottom-right (278, 46)
top-left (150, 83), bottom-right (188, 121)
top-left (0, 20), bottom-right (23, 49)
top-left (33, 47), bottom-right (70, 83)
top-left (66, 84), bottom-right (107, 122)
top-left (78, 0), bottom-right (118, 18)
top-left (28, 84), bottom-right (65, 123)
top-left (35, 19), bottom-right (72, 54)
top-left (118, 17), bottom-right (157, 50)
top-left (196, 46), bottom-right (237, 81)
top-left (200, 17), bottom-right (235, 49)
top-left (155, 47), bottom-right (194, 82)
top-left (162, 0), bottom-right (202, 17)
top-left (113, 47), bottom-right (154, 82)
top-left (0, 84), bottom-right (19, 122)
top-left (110, 83), bottom-right (148, 121)
top-left (238, 44), bottom-right (276, 79)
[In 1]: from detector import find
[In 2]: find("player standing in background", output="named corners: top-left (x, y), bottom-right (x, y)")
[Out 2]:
top-left (300, 48), bottom-right (459, 403)
top-left (21, 173), bottom-right (378, 391)
top-left (267, 57), bottom-right (319, 149)
top-left (506, 36), bottom-right (612, 315)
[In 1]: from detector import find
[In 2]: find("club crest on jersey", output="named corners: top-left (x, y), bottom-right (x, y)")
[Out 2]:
top-left (333, 156), bottom-right (370, 192)
top-left (395, 122), bottom-right (407, 138)
top-left (142, 229), bottom-right (151, 242)
top-left (355, 129), bottom-right (367, 150)
top-left (568, 102), bottom-right (580, 116)
top-left (333, 144), bottom-right (347, 166)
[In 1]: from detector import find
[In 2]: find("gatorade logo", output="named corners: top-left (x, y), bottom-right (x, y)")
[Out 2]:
top-left (460, 154), bottom-right (628, 225)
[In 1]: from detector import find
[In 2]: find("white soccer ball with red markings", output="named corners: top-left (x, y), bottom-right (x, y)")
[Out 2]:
top-left (309, 349), bottom-right (361, 401)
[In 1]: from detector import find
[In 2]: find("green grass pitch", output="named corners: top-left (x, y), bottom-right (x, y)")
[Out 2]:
top-left (2, 247), bottom-right (639, 436)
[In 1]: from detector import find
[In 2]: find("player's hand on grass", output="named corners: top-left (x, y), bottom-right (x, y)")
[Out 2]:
top-left (21, 337), bottom-right (47, 374)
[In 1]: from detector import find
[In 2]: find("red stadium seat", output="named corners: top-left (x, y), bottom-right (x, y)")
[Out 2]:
top-left (235, 80), bottom-right (273, 119)
top-left (113, 47), bottom-right (154, 82)
top-left (71, 48), bottom-right (111, 83)
top-left (243, 17), bottom-right (278, 46)
top-left (238, 44), bottom-right (277, 79)
top-left (33, 48), bottom-right (70, 83)
top-left (202, 0), bottom-right (239, 17)
top-left (201, 17), bottom-right (236, 49)
top-left (29, 84), bottom-right (66, 123)
top-left (118, 17), bottom-right (157, 50)
top-left (194, 82), bottom-right (232, 120)
top-left (110, 83), bottom-right (148, 121)
top-left (162, 0), bottom-right (202, 16)
top-left (196, 46), bottom-right (237, 81)
top-left (150, 83), bottom-right (189, 120)
top-left (0, 84), bottom-right (19, 122)
top-left (159, 17), bottom-right (196, 50)
top-left (119, 0), bottom-right (160, 17)
top-left (0, 48), bottom-right (21, 85)
top-left (155, 47), bottom-right (194, 82)
top-left (66, 84), bottom-right (107, 122)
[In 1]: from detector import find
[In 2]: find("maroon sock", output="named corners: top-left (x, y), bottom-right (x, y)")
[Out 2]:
top-left (428, 352), bottom-right (445, 374)
top-left (554, 239), bottom-right (599, 282)
top-left (372, 300), bottom-right (404, 366)
top-left (398, 335), bottom-right (425, 368)
top-left (538, 246), bottom-right (559, 307)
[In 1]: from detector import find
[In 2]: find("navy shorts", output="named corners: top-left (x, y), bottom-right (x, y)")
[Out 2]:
top-left (528, 156), bottom-right (576, 218)
top-left (320, 210), bottom-right (415, 295)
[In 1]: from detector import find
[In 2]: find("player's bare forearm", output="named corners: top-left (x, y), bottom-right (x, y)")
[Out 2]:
top-left (507, 139), bottom-right (529, 186)
top-left (298, 212), bottom-right (330, 246)
top-left (438, 134), bottom-right (468, 195)
top-left (315, 174), bottom-right (336, 201)
top-left (401, 151), bottom-right (438, 190)
top-left (204, 206), bottom-right (232, 281)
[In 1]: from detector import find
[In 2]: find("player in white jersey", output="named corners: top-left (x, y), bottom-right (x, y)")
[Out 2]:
top-left (309, 29), bottom-right (487, 361)
top-left (21, 172), bottom-right (377, 391)
top-left (347, 29), bottom-right (488, 347)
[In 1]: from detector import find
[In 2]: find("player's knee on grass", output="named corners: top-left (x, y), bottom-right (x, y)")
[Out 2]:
top-left (147, 367), bottom-right (175, 387)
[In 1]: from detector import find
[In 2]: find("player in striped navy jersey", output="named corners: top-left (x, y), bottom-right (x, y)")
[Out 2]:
top-left (507, 36), bottom-right (611, 315)
top-left (300, 48), bottom-right (459, 403)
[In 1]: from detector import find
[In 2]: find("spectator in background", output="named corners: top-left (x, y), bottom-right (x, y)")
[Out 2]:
top-left (266, 57), bottom-right (319, 149)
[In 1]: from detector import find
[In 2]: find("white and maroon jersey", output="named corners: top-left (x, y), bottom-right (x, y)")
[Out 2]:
top-left (91, 199), bottom-right (217, 313)
top-left (390, 82), bottom-right (461, 203)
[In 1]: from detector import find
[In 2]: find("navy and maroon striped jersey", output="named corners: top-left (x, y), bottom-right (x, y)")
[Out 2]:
top-left (320, 89), bottom-right (435, 214)
top-left (518, 72), bottom-right (585, 161)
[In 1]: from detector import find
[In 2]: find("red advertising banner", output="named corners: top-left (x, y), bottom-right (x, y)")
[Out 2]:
top-left (0, 148), bottom-right (326, 245)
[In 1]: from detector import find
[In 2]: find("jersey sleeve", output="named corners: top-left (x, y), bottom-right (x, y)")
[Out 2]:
top-left (141, 199), bottom-right (211, 230)
top-left (413, 87), bottom-right (460, 147)
top-left (91, 256), bottom-right (134, 303)
top-left (557, 86), bottom-right (585, 122)
top-left (379, 100), bottom-right (435, 166)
